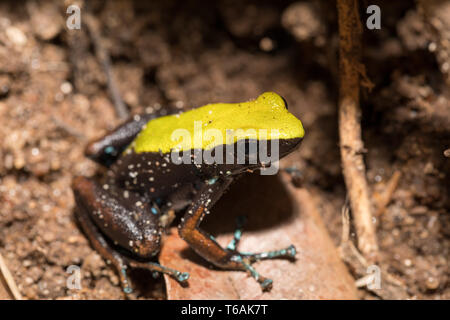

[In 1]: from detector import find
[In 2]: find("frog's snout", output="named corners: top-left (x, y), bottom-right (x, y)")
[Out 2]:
top-left (279, 137), bottom-right (303, 159)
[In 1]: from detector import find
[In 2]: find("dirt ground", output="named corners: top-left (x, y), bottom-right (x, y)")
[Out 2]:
top-left (0, 0), bottom-right (448, 299)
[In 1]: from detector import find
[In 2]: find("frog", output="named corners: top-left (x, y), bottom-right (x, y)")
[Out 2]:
top-left (72, 92), bottom-right (305, 294)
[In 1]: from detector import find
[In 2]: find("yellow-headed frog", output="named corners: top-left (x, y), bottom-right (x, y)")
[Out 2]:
top-left (72, 92), bottom-right (305, 293)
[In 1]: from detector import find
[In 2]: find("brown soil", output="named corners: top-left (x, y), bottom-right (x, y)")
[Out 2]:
top-left (0, 0), bottom-right (448, 299)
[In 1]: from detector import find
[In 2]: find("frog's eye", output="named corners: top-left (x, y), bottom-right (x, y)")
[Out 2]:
top-left (281, 96), bottom-right (289, 110)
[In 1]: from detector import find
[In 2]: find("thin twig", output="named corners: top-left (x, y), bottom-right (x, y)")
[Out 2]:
top-left (51, 116), bottom-right (87, 140)
top-left (340, 196), bottom-right (350, 243)
top-left (0, 252), bottom-right (23, 300)
top-left (375, 171), bottom-right (401, 216)
top-left (339, 204), bottom-right (408, 299)
top-left (336, 0), bottom-right (378, 261)
top-left (85, 13), bottom-right (129, 120)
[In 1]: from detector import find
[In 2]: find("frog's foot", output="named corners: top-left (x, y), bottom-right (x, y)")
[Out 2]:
top-left (224, 216), bottom-right (296, 290)
top-left (180, 203), bottom-right (297, 291)
top-left (128, 261), bottom-right (189, 283)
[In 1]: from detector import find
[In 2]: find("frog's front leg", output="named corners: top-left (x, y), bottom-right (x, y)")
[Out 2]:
top-left (178, 178), bottom-right (296, 291)
top-left (85, 113), bottom-right (162, 167)
top-left (72, 176), bottom-right (189, 294)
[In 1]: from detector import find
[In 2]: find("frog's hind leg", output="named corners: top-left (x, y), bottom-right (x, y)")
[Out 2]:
top-left (178, 179), bottom-right (296, 291)
top-left (74, 196), bottom-right (134, 293)
top-left (72, 176), bottom-right (189, 294)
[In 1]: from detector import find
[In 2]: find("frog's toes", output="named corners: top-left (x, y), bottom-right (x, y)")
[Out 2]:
top-left (260, 278), bottom-right (273, 291)
top-left (228, 243), bottom-right (297, 291)
top-left (123, 286), bottom-right (133, 294)
top-left (230, 254), bottom-right (274, 291)
top-left (151, 269), bottom-right (189, 283)
top-left (241, 244), bottom-right (297, 262)
top-left (227, 215), bottom-right (297, 262)
top-left (128, 261), bottom-right (189, 285)
top-left (120, 267), bottom-right (133, 294)
top-left (175, 271), bottom-right (190, 282)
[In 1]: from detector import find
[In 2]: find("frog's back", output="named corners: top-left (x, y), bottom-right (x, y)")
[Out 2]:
top-left (111, 150), bottom-right (200, 198)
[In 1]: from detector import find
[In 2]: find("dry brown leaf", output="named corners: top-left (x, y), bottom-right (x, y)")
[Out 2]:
top-left (160, 172), bottom-right (357, 300)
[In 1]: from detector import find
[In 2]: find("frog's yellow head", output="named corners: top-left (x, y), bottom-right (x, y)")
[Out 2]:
top-left (133, 92), bottom-right (305, 154)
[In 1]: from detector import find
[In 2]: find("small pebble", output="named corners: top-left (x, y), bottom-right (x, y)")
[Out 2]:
top-left (444, 149), bottom-right (450, 158)
top-left (60, 82), bottom-right (73, 95)
top-left (6, 26), bottom-right (27, 46)
top-left (425, 277), bottom-right (439, 290)
top-left (259, 37), bottom-right (274, 52)
top-left (404, 259), bottom-right (412, 267)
